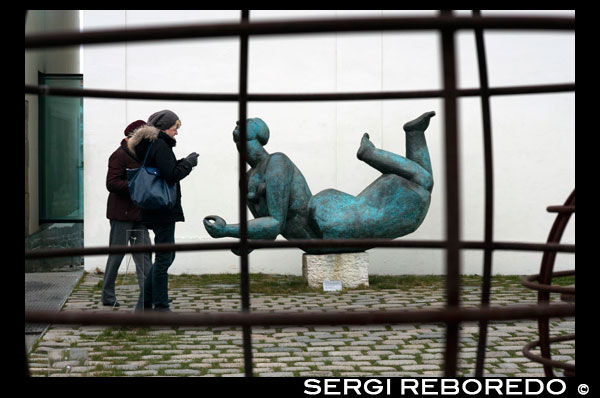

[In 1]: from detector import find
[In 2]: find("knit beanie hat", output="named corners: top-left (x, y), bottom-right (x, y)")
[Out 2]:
top-left (147, 110), bottom-right (180, 131)
top-left (124, 120), bottom-right (147, 137)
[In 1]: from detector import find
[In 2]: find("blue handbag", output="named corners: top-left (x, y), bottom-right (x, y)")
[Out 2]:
top-left (127, 141), bottom-right (177, 210)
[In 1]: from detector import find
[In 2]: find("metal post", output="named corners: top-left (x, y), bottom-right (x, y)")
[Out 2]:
top-left (238, 9), bottom-right (253, 378)
top-left (472, 9), bottom-right (495, 377)
top-left (440, 9), bottom-right (461, 377)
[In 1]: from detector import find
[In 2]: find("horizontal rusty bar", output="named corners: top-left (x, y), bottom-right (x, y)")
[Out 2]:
top-left (25, 85), bottom-right (239, 101)
top-left (24, 303), bottom-right (574, 328)
top-left (24, 239), bottom-right (575, 259)
top-left (547, 205), bottom-right (575, 213)
top-left (25, 83), bottom-right (575, 102)
top-left (25, 16), bottom-right (575, 49)
top-left (482, 241), bottom-right (574, 252)
top-left (522, 270), bottom-right (575, 295)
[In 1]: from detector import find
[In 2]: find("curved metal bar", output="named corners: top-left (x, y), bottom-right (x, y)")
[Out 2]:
top-left (534, 190), bottom-right (575, 376)
top-left (522, 270), bottom-right (575, 295)
top-left (522, 333), bottom-right (575, 373)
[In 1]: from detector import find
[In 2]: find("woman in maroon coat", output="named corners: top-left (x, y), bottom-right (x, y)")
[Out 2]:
top-left (101, 120), bottom-right (152, 309)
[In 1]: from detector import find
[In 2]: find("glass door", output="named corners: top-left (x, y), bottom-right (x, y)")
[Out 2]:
top-left (38, 73), bottom-right (84, 222)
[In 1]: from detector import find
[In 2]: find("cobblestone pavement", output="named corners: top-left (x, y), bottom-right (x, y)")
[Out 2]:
top-left (27, 273), bottom-right (574, 377)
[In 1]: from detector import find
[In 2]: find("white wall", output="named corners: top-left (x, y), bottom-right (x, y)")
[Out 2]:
top-left (82, 10), bottom-right (574, 276)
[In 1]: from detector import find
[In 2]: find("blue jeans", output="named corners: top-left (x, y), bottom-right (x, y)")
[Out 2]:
top-left (136, 222), bottom-right (176, 310)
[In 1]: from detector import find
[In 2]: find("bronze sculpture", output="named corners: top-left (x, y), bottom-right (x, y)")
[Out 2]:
top-left (204, 111), bottom-right (435, 254)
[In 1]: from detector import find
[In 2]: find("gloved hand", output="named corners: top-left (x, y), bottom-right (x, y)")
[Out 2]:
top-left (184, 152), bottom-right (199, 167)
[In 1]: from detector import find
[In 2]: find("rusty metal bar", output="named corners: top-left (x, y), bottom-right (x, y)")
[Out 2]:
top-left (24, 83), bottom-right (575, 102)
top-left (24, 240), bottom-right (575, 260)
top-left (536, 190), bottom-right (575, 376)
top-left (522, 270), bottom-right (575, 295)
top-left (522, 333), bottom-right (575, 373)
top-left (24, 303), bottom-right (575, 328)
top-left (524, 190), bottom-right (575, 377)
top-left (237, 9), bottom-right (253, 378)
top-left (547, 205), bottom-right (575, 213)
top-left (440, 9), bottom-right (460, 378)
top-left (472, 9), bottom-right (494, 378)
top-left (25, 15), bottom-right (575, 49)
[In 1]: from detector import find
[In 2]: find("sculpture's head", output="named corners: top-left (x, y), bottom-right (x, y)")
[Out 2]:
top-left (233, 118), bottom-right (270, 146)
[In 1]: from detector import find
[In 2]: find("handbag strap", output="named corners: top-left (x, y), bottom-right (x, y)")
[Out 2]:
top-left (141, 141), bottom-right (154, 168)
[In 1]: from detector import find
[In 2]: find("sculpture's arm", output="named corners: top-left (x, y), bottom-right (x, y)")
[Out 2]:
top-left (204, 215), bottom-right (281, 240)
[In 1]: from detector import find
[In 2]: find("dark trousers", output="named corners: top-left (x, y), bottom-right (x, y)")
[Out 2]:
top-left (102, 220), bottom-right (152, 305)
top-left (137, 222), bottom-right (176, 310)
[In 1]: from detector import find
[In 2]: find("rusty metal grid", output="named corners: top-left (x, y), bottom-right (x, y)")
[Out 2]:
top-left (24, 10), bottom-right (575, 378)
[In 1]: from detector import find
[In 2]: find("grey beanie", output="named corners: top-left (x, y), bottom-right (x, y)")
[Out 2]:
top-left (147, 110), bottom-right (180, 131)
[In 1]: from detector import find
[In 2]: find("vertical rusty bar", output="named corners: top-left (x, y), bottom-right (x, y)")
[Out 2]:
top-left (472, 9), bottom-right (495, 377)
top-left (238, 9), bottom-right (253, 377)
top-left (440, 10), bottom-right (461, 377)
top-left (25, 8), bottom-right (31, 379)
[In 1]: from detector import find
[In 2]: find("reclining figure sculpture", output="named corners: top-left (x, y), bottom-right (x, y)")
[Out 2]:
top-left (204, 111), bottom-right (435, 254)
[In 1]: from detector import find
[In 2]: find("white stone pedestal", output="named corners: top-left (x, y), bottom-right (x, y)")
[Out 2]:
top-left (302, 252), bottom-right (369, 289)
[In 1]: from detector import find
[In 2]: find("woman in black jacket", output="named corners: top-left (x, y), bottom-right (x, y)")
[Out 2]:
top-left (128, 110), bottom-right (198, 311)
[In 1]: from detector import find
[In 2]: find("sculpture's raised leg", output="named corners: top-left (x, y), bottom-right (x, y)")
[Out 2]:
top-left (356, 111), bottom-right (434, 192)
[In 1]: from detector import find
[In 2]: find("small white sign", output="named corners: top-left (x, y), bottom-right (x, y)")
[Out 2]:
top-left (323, 280), bottom-right (343, 292)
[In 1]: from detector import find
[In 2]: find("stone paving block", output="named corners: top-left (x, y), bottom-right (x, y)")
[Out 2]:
top-left (293, 361), bottom-right (319, 367)
top-left (254, 352), bottom-right (291, 357)
top-left (164, 369), bottom-right (202, 375)
top-left (377, 360), bottom-right (417, 366)
top-left (152, 350), bottom-right (184, 355)
top-left (202, 358), bottom-right (228, 363)
top-left (349, 341), bottom-right (375, 346)
top-left (255, 362), bottom-right (289, 368)
top-left (218, 362), bottom-right (244, 368)
top-left (334, 361), bottom-right (372, 367)
top-left (262, 347), bottom-right (303, 352)
top-left (359, 366), bottom-right (396, 372)
top-left (401, 364), bottom-right (441, 371)
top-left (318, 365), bottom-right (356, 371)
top-left (105, 364), bottom-right (140, 370)
top-left (256, 371), bottom-right (296, 377)
top-left (188, 363), bottom-right (211, 369)
top-left (208, 368), bottom-right (241, 374)
top-left (497, 363), bottom-right (520, 369)
top-left (278, 356), bottom-right (302, 362)
top-left (314, 356), bottom-right (345, 362)
top-left (146, 363), bottom-right (182, 370)
top-left (306, 346), bottom-right (333, 352)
